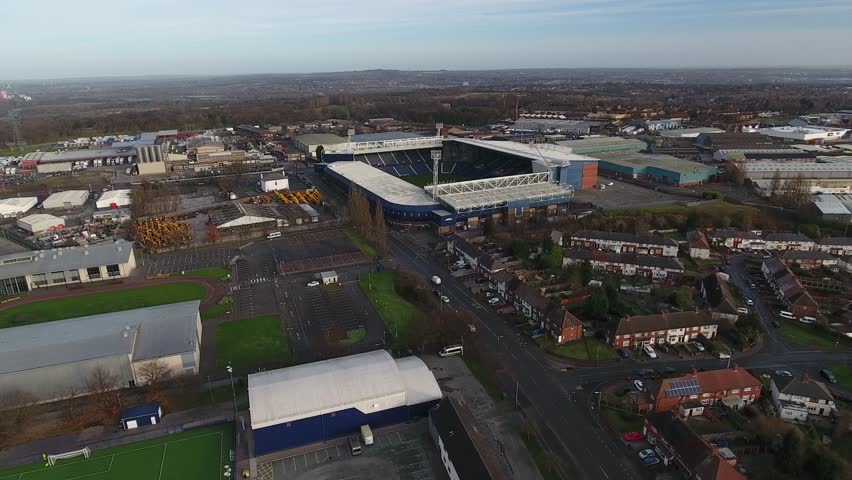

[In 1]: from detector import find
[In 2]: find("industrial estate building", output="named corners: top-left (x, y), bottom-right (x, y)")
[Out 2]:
top-left (0, 301), bottom-right (201, 402)
top-left (0, 197), bottom-right (37, 217)
top-left (758, 126), bottom-right (849, 144)
top-left (42, 190), bottom-right (89, 210)
top-left (0, 240), bottom-right (136, 295)
top-left (248, 350), bottom-right (441, 455)
top-left (594, 151), bottom-right (717, 186)
top-left (557, 137), bottom-right (646, 155)
top-left (96, 189), bottom-right (132, 209)
top-left (16, 213), bottom-right (65, 234)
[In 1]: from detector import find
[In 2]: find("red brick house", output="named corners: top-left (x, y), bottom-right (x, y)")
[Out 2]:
top-left (611, 311), bottom-right (719, 349)
top-left (780, 250), bottom-right (839, 270)
top-left (651, 367), bottom-right (762, 414)
top-left (544, 309), bottom-right (583, 344)
top-left (762, 257), bottom-right (818, 318)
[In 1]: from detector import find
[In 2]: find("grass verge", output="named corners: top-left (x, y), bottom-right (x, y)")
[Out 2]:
top-left (830, 365), bottom-right (852, 390)
top-left (0, 283), bottom-right (206, 329)
top-left (601, 406), bottom-right (644, 433)
top-left (780, 321), bottom-right (848, 350)
top-left (201, 296), bottom-right (232, 321)
top-left (343, 227), bottom-right (377, 258)
top-left (216, 315), bottom-right (290, 369)
top-left (339, 327), bottom-right (366, 347)
top-left (463, 352), bottom-right (504, 402)
top-left (521, 428), bottom-right (562, 480)
top-left (537, 336), bottom-right (617, 361)
top-left (358, 270), bottom-right (415, 342)
top-left (171, 267), bottom-right (230, 281)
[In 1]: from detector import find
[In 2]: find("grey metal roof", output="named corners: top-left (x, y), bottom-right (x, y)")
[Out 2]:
top-left (327, 162), bottom-right (439, 207)
top-left (0, 240), bottom-right (134, 279)
top-left (0, 300), bottom-right (200, 374)
top-left (294, 133), bottom-right (346, 145)
top-left (351, 132), bottom-right (422, 143)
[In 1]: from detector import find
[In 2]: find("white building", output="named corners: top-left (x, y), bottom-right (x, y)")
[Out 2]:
top-left (42, 190), bottom-right (89, 210)
top-left (260, 173), bottom-right (289, 193)
top-left (764, 233), bottom-right (816, 252)
top-left (96, 189), bottom-right (132, 209)
top-left (759, 126), bottom-right (850, 144)
top-left (570, 230), bottom-right (679, 257)
top-left (17, 213), bottom-right (65, 234)
top-left (817, 237), bottom-right (852, 256)
top-left (0, 197), bottom-right (37, 217)
top-left (771, 375), bottom-right (836, 422)
top-left (319, 271), bottom-right (338, 285)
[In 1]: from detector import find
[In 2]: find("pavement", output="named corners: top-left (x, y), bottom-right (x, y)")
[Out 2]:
top-left (387, 231), bottom-right (852, 480)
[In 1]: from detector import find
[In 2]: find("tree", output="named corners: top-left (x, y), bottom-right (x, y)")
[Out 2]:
top-left (584, 288), bottom-right (610, 322)
top-left (735, 314), bottom-right (763, 348)
top-left (775, 427), bottom-right (804, 474)
top-left (510, 239), bottom-right (530, 261)
top-left (805, 445), bottom-right (845, 480)
top-left (686, 210), bottom-right (701, 230)
top-left (670, 287), bottom-right (695, 310)
top-left (780, 174), bottom-right (811, 209)
top-left (769, 170), bottom-right (782, 200)
top-left (372, 202), bottom-right (388, 255)
top-left (137, 359), bottom-right (169, 385)
top-left (85, 365), bottom-right (123, 421)
top-left (207, 222), bottom-right (219, 244)
top-left (0, 390), bottom-right (36, 448)
top-left (315, 145), bottom-right (324, 161)
top-left (539, 245), bottom-right (563, 270)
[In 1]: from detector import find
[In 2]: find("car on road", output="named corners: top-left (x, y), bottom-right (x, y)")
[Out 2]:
top-left (643, 345), bottom-right (658, 359)
top-left (820, 369), bottom-right (837, 383)
top-left (617, 348), bottom-right (631, 359)
top-left (441, 295), bottom-right (450, 304)
top-left (737, 307), bottom-right (749, 315)
top-left (431, 275), bottom-right (442, 285)
top-left (623, 432), bottom-right (644, 442)
top-left (488, 297), bottom-right (500, 305)
top-left (606, 181), bottom-right (614, 186)
top-left (716, 351), bottom-right (731, 359)
top-left (638, 449), bottom-right (656, 459)
top-left (643, 456), bottom-right (660, 466)
top-left (746, 298), bottom-right (754, 306)
top-left (691, 341), bottom-right (706, 352)
top-left (306, 280), bottom-right (320, 287)
top-left (633, 380), bottom-right (646, 391)
top-left (638, 448), bottom-right (656, 459)
top-left (775, 370), bottom-right (793, 377)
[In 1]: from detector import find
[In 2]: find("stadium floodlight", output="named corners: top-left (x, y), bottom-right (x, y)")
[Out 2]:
top-left (435, 122), bottom-right (443, 137)
top-left (431, 150), bottom-right (442, 198)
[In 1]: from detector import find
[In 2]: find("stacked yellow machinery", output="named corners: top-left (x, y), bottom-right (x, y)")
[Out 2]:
top-left (273, 188), bottom-right (323, 205)
top-left (134, 217), bottom-right (192, 249)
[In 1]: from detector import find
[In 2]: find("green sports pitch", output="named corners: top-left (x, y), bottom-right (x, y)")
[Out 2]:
top-left (0, 424), bottom-right (234, 480)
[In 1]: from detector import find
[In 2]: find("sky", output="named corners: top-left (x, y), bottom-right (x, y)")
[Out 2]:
top-left (1, 0), bottom-right (851, 80)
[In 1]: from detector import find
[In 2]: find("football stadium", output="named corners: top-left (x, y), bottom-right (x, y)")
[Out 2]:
top-left (318, 135), bottom-right (599, 232)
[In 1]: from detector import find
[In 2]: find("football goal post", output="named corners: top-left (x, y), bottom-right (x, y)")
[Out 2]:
top-left (47, 447), bottom-right (91, 466)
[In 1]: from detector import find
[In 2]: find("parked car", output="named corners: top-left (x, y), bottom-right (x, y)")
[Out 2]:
top-left (643, 457), bottom-right (660, 466)
top-left (662, 367), bottom-right (678, 376)
top-left (484, 291), bottom-right (494, 298)
top-left (717, 351), bottom-right (731, 359)
top-left (633, 380), bottom-right (646, 392)
top-left (617, 348), bottom-right (631, 359)
top-left (623, 432), bottom-right (644, 442)
top-left (656, 343), bottom-right (670, 353)
top-left (488, 297), bottom-right (500, 305)
top-left (691, 341), bottom-right (706, 352)
top-left (475, 278), bottom-right (488, 284)
top-left (737, 307), bottom-right (749, 315)
top-left (820, 369), bottom-right (837, 383)
top-left (775, 370), bottom-right (792, 377)
top-left (799, 317), bottom-right (815, 324)
top-left (643, 345), bottom-right (658, 359)
top-left (441, 295), bottom-right (450, 304)
top-left (638, 449), bottom-right (656, 459)
top-left (746, 298), bottom-right (754, 306)
top-left (306, 280), bottom-right (320, 287)
top-left (638, 368), bottom-right (656, 378)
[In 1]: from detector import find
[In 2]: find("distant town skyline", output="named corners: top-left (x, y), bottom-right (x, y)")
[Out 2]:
top-left (2, 0), bottom-right (852, 80)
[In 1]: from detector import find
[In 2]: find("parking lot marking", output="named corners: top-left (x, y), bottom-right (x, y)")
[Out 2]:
top-left (396, 431), bottom-right (403, 443)
top-left (335, 445), bottom-right (341, 458)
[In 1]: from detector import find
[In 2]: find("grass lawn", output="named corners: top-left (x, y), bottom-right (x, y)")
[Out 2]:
top-left (358, 270), bottom-right (416, 341)
top-left (601, 406), bottom-right (644, 433)
top-left (343, 227), bottom-right (377, 258)
top-left (831, 365), bottom-right (852, 389)
top-left (0, 423), bottom-right (233, 480)
top-left (609, 202), bottom-right (759, 218)
top-left (216, 315), bottom-right (290, 369)
top-left (339, 327), bottom-right (366, 347)
top-left (0, 283), bottom-right (207, 329)
top-left (201, 296), bottom-right (232, 321)
top-left (521, 429), bottom-right (561, 480)
top-left (401, 173), bottom-right (466, 188)
top-left (171, 267), bottom-right (230, 281)
top-left (780, 321), bottom-right (848, 350)
top-left (537, 336), bottom-right (617, 361)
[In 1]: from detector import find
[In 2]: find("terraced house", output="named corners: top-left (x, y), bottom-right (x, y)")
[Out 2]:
top-left (563, 249), bottom-right (684, 280)
top-left (610, 311), bottom-right (718, 349)
top-left (570, 230), bottom-right (679, 257)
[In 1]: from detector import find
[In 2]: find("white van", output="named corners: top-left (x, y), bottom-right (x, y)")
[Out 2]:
top-left (266, 231), bottom-right (282, 240)
top-left (360, 425), bottom-right (374, 446)
top-left (439, 345), bottom-right (463, 357)
top-left (779, 311), bottom-right (795, 320)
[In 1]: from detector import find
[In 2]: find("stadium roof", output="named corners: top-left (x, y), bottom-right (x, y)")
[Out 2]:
top-left (447, 138), bottom-right (597, 167)
top-left (557, 137), bottom-right (646, 149)
top-left (248, 350), bottom-right (441, 429)
top-left (428, 172), bottom-right (573, 211)
top-left (594, 151), bottom-right (716, 175)
top-left (351, 132), bottom-right (422, 143)
top-left (0, 300), bottom-right (200, 375)
top-left (327, 162), bottom-right (438, 207)
top-left (0, 240), bottom-right (134, 279)
top-left (659, 127), bottom-right (724, 138)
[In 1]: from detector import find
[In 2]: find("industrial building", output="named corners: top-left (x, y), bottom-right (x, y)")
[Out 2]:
top-left (556, 137), bottom-right (647, 155)
top-left (510, 118), bottom-right (592, 135)
top-left (136, 144), bottom-right (168, 175)
top-left (260, 172), bottom-right (289, 192)
top-left (209, 202), bottom-right (315, 235)
top-left (594, 151), bottom-right (717, 186)
top-left (758, 126), bottom-right (850, 144)
top-left (96, 189), bottom-right (132, 209)
top-left (0, 301), bottom-right (201, 402)
top-left (248, 350), bottom-right (442, 455)
top-left (236, 124), bottom-right (275, 140)
top-left (742, 162), bottom-right (852, 196)
top-left (16, 213), bottom-right (65, 234)
top-left (42, 190), bottom-right (89, 210)
top-left (812, 194), bottom-right (852, 222)
top-left (712, 148), bottom-right (815, 162)
top-left (0, 197), bottom-right (38, 217)
top-left (641, 118), bottom-right (685, 131)
top-left (292, 133), bottom-right (347, 157)
top-left (0, 240), bottom-right (136, 295)
top-left (695, 132), bottom-right (776, 152)
top-left (659, 127), bottom-right (724, 139)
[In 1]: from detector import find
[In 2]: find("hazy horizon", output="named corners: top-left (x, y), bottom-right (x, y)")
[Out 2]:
top-left (2, 0), bottom-right (852, 81)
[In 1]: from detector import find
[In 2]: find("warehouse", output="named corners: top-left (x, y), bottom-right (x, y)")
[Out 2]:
top-left (96, 189), bottom-right (132, 209)
top-left (0, 196), bottom-right (37, 217)
top-left (17, 213), bottom-right (65, 234)
top-left (292, 133), bottom-right (347, 158)
top-left (557, 137), bottom-right (647, 155)
top-left (758, 126), bottom-right (850, 144)
top-left (0, 301), bottom-right (201, 402)
top-left (0, 240), bottom-right (136, 295)
top-left (42, 190), bottom-right (89, 209)
top-left (249, 350), bottom-right (441, 456)
top-left (659, 127), bottom-right (724, 139)
top-left (594, 151), bottom-right (717, 186)
top-left (812, 194), bottom-right (852, 223)
top-left (21, 147), bottom-right (136, 168)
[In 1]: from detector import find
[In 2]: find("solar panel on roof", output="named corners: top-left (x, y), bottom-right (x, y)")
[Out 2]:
top-left (664, 378), bottom-right (701, 397)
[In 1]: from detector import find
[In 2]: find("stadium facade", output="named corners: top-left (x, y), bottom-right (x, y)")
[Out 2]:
top-left (249, 350), bottom-right (441, 456)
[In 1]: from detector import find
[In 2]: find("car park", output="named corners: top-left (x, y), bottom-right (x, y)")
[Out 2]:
top-left (623, 432), bottom-right (644, 442)
top-left (638, 449), bottom-right (656, 459)
top-left (633, 380), bottom-right (646, 391)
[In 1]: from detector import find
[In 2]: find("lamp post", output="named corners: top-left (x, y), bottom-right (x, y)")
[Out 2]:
top-left (226, 363), bottom-right (238, 418)
top-left (497, 335), bottom-right (504, 360)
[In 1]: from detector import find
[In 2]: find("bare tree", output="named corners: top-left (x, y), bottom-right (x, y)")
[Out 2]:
top-left (0, 390), bottom-right (37, 448)
top-left (372, 202), bottom-right (388, 255)
top-left (85, 365), bottom-right (123, 418)
top-left (137, 359), bottom-right (169, 386)
top-left (60, 386), bottom-right (82, 429)
top-left (769, 170), bottom-right (782, 200)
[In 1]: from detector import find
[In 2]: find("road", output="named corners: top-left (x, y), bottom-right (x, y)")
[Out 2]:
top-left (387, 231), bottom-right (852, 480)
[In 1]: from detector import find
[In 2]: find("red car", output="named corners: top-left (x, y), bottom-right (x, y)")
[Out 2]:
top-left (623, 432), bottom-right (644, 442)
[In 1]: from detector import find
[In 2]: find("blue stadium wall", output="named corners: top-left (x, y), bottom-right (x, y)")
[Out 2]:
top-left (552, 160), bottom-right (597, 190)
top-left (253, 402), bottom-right (437, 455)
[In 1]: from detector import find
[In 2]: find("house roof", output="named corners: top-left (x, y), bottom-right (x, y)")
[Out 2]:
top-left (763, 258), bottom-right (818, 308)
top-left (573, 230), bottom-right (677, 247)
top-left (774, 376), bottom-right (835, 403)
top-left (781, 250), bottom-right (837, 262)
top-left (514, 283), bottom-right (551, 311)
top-left (647, 413), bottom-right (745, 480)
top-left (658, 368), bottom-right (761, 399)
top-left (615, 311), bottom-right (716, 336)
top-left (687, 230), bottom-right (710, 251)
top-left (707, 229), bottom-right (762, 242)
top-left (492, 270), bottom-right (515, 283)
top-left (765, 233), bottom-right (814, 243)
top-left (820, 237), bottom-right (852, 247)
top-left (701, 273), bottom-right (738, 316)
top-left (563, 249), bottom-right (684, 271)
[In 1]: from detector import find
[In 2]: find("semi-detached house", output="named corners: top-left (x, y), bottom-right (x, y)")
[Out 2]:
top-left (780, 250), bottom-right (839, 270)
top-left (770, 374), bottom-right (837, 422)
top-left (570, 230), bottom-right (679, 257)
top-left (762, 257), bottom-right (818, 318)
top-left (611, 311), bottom-right (718, 349)
top-left (651, 367), bottom-right (762, 414)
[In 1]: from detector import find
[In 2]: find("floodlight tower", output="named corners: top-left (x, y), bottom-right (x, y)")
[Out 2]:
top-left (435, 122), bottom-right (443, 138)
top-left (431, 150), bottom-right (442, 198)
top-left (347, 128), bottom-right (355, 159)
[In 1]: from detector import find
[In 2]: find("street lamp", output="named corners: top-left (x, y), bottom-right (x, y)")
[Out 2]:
top-left (497, 335), bottom-right (505, 359)
top-left (226, 363), bottom-right (238, 418)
